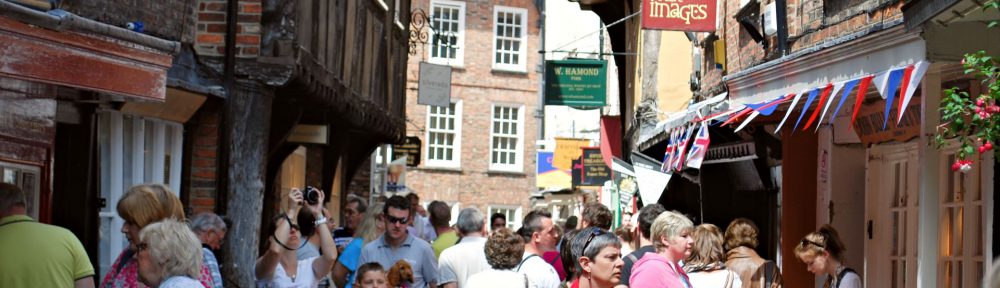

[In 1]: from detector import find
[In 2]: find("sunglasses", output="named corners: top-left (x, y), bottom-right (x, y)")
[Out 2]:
top-left (800, 239), bottom-right (825, 249)
top-left (136, 242), bottom-right (149, 252)
top-left (385, 215), bottom-right (409, 225)
top-left (582, 229), bottom-right (608, 254)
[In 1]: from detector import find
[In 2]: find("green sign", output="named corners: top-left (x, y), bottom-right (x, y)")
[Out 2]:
top-left (545, 59), bottom-right (607, 107)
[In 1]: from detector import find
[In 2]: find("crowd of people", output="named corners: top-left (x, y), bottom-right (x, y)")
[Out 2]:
top-left (0, 180), bottom-right (899, 288)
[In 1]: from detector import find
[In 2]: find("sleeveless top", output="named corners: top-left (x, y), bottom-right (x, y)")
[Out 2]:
top-left (257, 257), bottom-right (319, 288)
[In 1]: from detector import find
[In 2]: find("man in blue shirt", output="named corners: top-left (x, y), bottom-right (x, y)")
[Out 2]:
top-left (356, 195), bottom-right (438, 287)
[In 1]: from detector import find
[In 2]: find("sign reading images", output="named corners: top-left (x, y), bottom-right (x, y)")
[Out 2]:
top-left (418, 62), bottom-right (452, 107)
top-left (642, 0), bottom-right (717, 32)
top-left (545, 59), bottom-right (607, 107)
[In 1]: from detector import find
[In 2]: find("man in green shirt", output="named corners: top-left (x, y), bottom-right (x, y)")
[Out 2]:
top-left (429, 201), bottom-right (458, 258)
top-left (0, 183), bottom-right (95, 287)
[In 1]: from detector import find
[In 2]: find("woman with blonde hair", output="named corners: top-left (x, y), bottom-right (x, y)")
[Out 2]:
top-left (332, 202), bottom-right (386, 288)
top-left (684, 224), bottom-right (741, 288)
top-left (629, 210), bottom-right (694, 288)
top-left (794, 225), bottom-right (861, 288)
top-left (136, 219), bottom-right (204, 287)
top-left (101, 184), bottom-right (214, 288)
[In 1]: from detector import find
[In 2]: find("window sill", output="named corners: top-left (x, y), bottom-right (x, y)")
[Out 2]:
top-left (417, 166), bottom-right (464, 173)
top-left (491, 67), bottom-right (528, 75)
top-left (486, 169), bottom-right (526, 177)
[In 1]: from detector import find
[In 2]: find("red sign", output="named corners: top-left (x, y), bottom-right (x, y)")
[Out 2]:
top-left (641, 0), bottom-right (717, 32)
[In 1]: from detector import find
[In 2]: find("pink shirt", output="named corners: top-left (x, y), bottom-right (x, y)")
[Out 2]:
top-left (100, 249), bottom-right (214, 288)
top-left (628, 252), bottom-right (691, 288)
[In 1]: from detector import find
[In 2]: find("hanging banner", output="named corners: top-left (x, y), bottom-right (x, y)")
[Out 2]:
top-left (385, 156), bottom-right (408, 193)
top-left (641, 0), bottom-right (718, 32)
top-left (553, 137), bottom-right (590, 170)
top-left (579, 147), bottom-right (612, 186)
top-left (545, 59), bottom-right (607, 107)
top-left (611, 157), bottom-right (636, 227)
top-left (631, 152), bottom-right (670, 206)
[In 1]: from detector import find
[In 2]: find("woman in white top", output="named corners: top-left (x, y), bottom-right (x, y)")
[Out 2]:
top-left (683, 224), bottom-right (742, 288)
top-left (466, 228), bottom-right (532, 288)
top-left (255, 188), bottom-right (338, 288)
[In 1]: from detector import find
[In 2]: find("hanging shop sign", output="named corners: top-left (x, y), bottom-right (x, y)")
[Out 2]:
top-left (641, 0), bottom-right (718, 32)
top-left (579, 147), bottom-right (612, 186)
top-left (418, 62), bottom-right (452, 107)
top-left (287, 124), bottom-right (328, 144)
top-left (392, 136), bottom-right (422, 167)
top-left (545, 59), bottom-right (607, 107)
top-left (553, 137), bottom-right (590, 170)
top-left (853, 95), bottom-right (922, 146)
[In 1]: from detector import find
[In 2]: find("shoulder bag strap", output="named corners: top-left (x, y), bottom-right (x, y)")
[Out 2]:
top-left (516, 254), bottom-right (540, 272)
top-left (724, 271), bottom-right (734, 288)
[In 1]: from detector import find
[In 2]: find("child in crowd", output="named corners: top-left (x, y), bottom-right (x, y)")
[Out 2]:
top-left (356, 262), bottom-right (389, 288)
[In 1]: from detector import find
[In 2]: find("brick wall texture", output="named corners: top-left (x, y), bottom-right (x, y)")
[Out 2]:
top-left (404, 0), bottom-right (541, 215)
top-left (194, 0), bottom-right (261, 58)
top-left (717, 0), bottom-right (904, 76)
top-left (188, 104), bottom-right (221, 213)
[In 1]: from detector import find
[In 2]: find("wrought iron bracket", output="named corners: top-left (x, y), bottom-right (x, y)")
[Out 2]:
top-left (409, 8), bottom-right (458, 56)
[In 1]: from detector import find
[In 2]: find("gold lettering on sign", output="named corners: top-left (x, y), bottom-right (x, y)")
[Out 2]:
top-left (648, 0), bottom-right (709, 25)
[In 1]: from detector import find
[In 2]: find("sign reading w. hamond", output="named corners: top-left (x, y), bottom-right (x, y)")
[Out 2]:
top-left (642, 0), bottom-right (717, 32)
top-left (545, 59), bottom-right (607, 107)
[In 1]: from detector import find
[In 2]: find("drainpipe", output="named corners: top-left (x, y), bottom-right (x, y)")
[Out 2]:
top-left (776, 0), bottom-right (788, 55)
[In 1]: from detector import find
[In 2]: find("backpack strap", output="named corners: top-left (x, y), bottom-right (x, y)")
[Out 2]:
top-left (516, 254), bottom-right (540, 272)
top-left (835, 267), bottom-right (857, 288)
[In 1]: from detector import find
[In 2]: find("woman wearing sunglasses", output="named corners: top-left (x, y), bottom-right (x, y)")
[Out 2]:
top-left (629, 210), bottom-right (694, 288)
top-left (332, 202), bottom-right (385, 288)
top-left (794, 225), bottom-right (861, 288)
top-left (568, 227), bottom-right (624, 288)
top-left (255, 188), bottom-right (338, 287)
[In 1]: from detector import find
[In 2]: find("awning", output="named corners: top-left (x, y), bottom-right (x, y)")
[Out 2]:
top-left (636, 92), bottom-right (729, 151)
top-left (0, 5), bottom-right (177, 101)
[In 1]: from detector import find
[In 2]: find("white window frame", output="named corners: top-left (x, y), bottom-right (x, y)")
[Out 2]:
top-left (491, 6), bottom-right (528, 72)
top-left (427, 0), bottom-right (465, 67)
top-left (96, 111), bottom-right (184, 278)
top-left (424, 101), bottom-right (463, 169)
top-left (937, 141), bottom-right (989, 288)
top-left (488, 104), bottom-right (525, 172)
top-left (488, 205), bottom-right (523, 230)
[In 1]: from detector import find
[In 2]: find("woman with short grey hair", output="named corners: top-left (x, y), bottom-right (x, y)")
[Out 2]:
top-left (190, 212), bottom-right (227, 288)
top-left (568, 227), bottom-right (624, 288)
top-left (137, 219), bottom-right (204, 287)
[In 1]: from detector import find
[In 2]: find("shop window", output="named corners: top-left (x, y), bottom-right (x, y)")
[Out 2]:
top-left (0, 162), bottom-right (41, 219)
top-left (938, 147), bottom-right (986, 287)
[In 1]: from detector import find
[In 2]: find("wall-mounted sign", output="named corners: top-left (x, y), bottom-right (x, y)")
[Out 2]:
top-left (553, 137), bottom-right (590, 170)
top-left (418, 62), bottom-right (452, 107)
top-left (287, 124), bottom-right (328, 144)
top-left (641, 0), bottom-right (718, 32)
top-left (545, 59), bottom-right (607, 107)
top-left (579, 147), bottom-right (611, 186)
top-left (853, 95), bottom-right (921, 146)
top-left (392, 136), bottom-right (422, 167)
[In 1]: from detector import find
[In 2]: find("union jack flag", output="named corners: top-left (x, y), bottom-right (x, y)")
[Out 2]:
top-left (661, 129), bottom-right (677, 172)
top-left (686, 123), bottom-right (711, 169)
top-left (673, 126), bottom-right (694, 172)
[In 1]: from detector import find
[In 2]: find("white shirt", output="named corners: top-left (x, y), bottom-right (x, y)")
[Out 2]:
top-left (256, 257), bottom-right (319, 288)
top-left (438, 237), bottom-right (491, 288)
top-left (466, 269), bottom-right (531, 288)
top-left (515, 253), bottom-right (560, 288)
top-left (688, 269), bottom-right (743, 288)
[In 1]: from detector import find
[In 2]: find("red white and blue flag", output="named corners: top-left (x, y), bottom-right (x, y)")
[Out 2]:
top-left (661, 128), bottom-right (677, 173)
top-left (686, 122), bottom-right (711, 169)
top-left (673, 125), bottom-right (694, 172)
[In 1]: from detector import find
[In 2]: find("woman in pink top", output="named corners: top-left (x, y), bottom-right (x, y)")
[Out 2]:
top-left (628, 210), bottom-right (695, 288)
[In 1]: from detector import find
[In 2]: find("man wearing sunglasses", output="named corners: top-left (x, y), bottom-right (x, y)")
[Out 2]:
top-left (357, 195), bottom-right (438, 288)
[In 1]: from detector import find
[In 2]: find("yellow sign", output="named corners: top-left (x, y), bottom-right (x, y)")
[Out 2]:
top-left (553, 138), bottom-right (590, 170)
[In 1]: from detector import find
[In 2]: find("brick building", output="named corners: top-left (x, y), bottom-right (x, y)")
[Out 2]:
top-left (402, 0), bottom-right (542, 228)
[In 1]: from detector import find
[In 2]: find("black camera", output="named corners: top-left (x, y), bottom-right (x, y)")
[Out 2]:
top-left (304, 186), bottom-right (320, 205)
